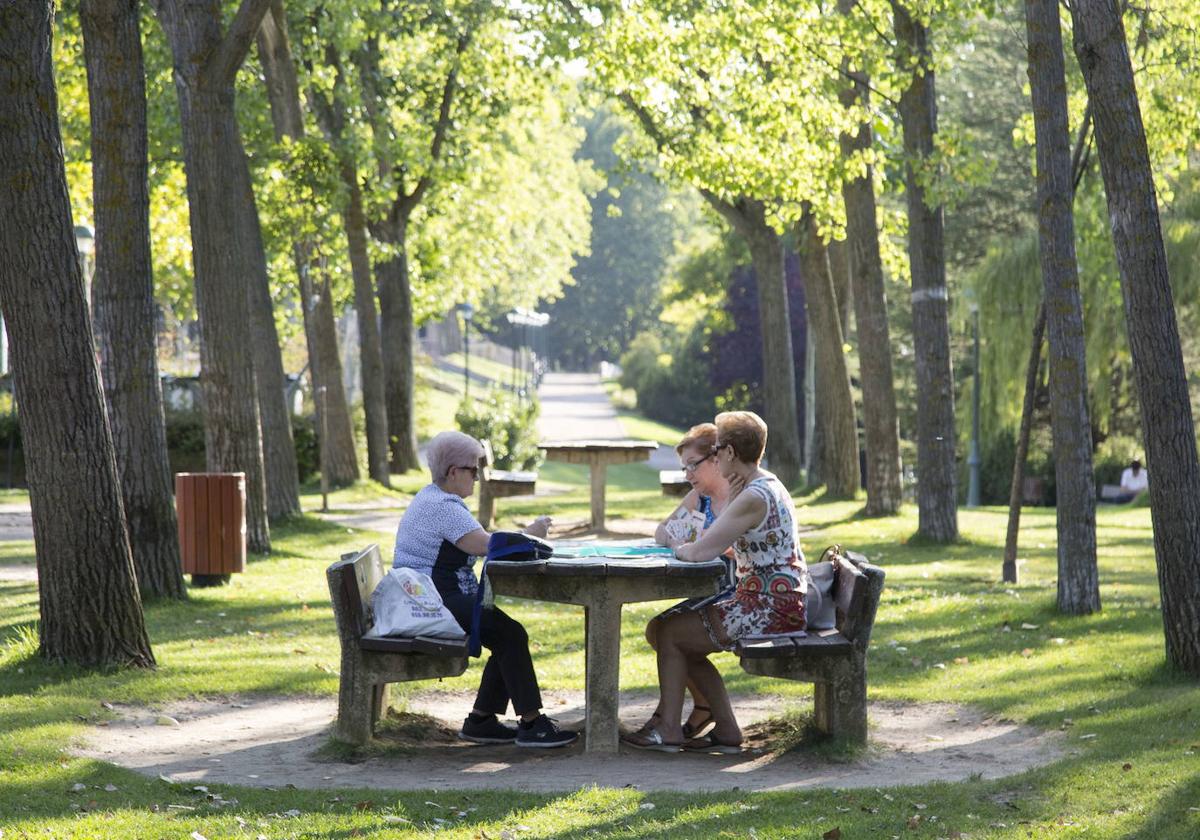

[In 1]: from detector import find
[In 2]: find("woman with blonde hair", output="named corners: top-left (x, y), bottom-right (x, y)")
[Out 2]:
top-left (624, 411), bottom-right (807, 752)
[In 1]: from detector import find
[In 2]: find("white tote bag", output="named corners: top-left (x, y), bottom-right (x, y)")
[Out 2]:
top-left (370, 567), bottom-right (466, 639)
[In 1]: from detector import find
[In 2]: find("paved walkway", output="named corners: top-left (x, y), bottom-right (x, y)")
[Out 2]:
top-left (537, 372), bottom-right (679, 470)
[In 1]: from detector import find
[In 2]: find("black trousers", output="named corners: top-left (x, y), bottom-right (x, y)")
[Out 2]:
top-left (442, 591), bottom-right (543, 716)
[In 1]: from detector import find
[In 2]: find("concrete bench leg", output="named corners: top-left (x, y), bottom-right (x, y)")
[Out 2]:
top-left (478, 485), bottom-right (496, 530)
top-left (813, 668), bottom-right (867, 743)
top-left (334, 654), bottom-right (375, 745)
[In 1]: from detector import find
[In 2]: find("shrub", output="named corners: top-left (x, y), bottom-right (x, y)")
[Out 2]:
top-left (619, 327), bottom-right (716, 428)
top-left (455, 389), bottom-right (542, 470)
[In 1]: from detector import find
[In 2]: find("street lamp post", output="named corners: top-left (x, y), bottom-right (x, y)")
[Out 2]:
top-left (74, 223), bottom-right (95, 308)
top-left (458, 303), bottom-right (475, 398)
top-left (967, 301), bottom-right (982, 508)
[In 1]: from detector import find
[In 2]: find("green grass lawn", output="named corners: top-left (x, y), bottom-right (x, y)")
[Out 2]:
top-left (3, 493), bottom-right (1197, 838)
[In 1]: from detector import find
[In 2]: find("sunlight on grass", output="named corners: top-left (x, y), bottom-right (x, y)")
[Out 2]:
top-left (4, 490), bottom-right (1200, 837)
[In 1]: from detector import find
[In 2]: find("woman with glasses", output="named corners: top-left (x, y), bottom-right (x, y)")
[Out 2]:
top-left (630, 423), bottom-right (734, 742)
top-left (391, 430), bottom-right (576, 748)
top-left (624, 411), bottom-right (807, 753)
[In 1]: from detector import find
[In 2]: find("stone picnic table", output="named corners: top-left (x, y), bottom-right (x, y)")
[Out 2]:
top-left (538, 439), bottom-right (659, 531)
top-left (486, 542), bottom-right (727, 754)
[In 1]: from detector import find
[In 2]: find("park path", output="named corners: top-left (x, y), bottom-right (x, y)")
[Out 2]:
top-left (537, 372), bottom-right (679, 470)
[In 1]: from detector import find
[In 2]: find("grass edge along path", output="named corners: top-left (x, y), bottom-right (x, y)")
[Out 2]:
top-left (1, 498), bottom-right (1198, 837)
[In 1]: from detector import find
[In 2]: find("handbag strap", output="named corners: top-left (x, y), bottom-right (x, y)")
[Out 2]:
top-left (468, 555), bottom-right (487, 657)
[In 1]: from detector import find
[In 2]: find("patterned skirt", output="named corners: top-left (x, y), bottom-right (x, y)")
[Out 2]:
top-left (699, 570), bottom-right (807, 651)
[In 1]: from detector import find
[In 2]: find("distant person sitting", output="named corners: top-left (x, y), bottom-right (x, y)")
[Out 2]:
top-left (1116, 459), bottom-right (1149, 503)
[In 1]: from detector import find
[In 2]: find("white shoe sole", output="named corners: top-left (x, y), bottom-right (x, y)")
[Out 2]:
top-left (515, 737), bottom-right (578, 748)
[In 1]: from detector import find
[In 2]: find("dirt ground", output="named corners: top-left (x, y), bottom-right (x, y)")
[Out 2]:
top-left (75, 690), bottom-right (1064, 793)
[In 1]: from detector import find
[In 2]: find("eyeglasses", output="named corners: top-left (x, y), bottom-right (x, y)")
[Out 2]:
top-left (682, 453), bottom-right (713, 473)
top-left (453, 465), bottom-right (480, 479)
top-left (712, 442), bottom-right (730, 456)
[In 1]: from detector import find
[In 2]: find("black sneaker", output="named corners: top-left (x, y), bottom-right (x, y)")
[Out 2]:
top-left (458, 713), bottom-right (518, 744)
top-left (515, 714), bottom-right (578, 749)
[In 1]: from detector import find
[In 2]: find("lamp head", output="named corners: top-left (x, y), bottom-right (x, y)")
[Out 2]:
top-left (74, 224), bottom-right (95, 257)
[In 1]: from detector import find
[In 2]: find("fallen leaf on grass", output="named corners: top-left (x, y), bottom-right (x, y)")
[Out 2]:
top-left (953, 657), bottom-right (969, 665)
top-left (104, 784), bottom-right (118, 792)
top-left (383, 815), bottom-right (411, 824)
top-left (190, 833), bottom-right (208, 840)
top-left (355, 800), bottom-right (374, 811)
top-left (156, 715), bottom-right (180, 727)
top-left (1020, 623), bottom-right (1038, 630)
top-left (1020, 648), bottom-right (1034, 658)
top-left (822, 828), bottom-right (841, 840)
top-left (907, 815), bottom-right (922, 829)
top-left (1122, 763), bottom-right (1132, 771)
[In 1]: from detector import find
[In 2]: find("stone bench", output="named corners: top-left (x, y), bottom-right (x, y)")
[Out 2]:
top-left (735, 550), bottom-right (884, 744)
top-left (477, 440), bottom-right (537, 529)
top-left (325, 544), bottom-right (468, 744)
top-left (659, 469), bottom-right (691, 497)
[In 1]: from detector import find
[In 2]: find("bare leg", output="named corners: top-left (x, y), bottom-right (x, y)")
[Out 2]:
top-left (644, 616), bottom-right (712, 732)
top-left (652, 612), bottom-right (724, 743)
top-left (683, 655), bottom-right (741, 744)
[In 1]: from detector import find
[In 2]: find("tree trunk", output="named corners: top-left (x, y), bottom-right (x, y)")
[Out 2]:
top-left (1003, 305), bottom-right (1045, 584)
top-left (797, 211), bottom-right (859, 497)
top-left (81, 0), bottom-right (185, 600)
top-left (239, 153), bottom-right (301, 521)
top-left (826, 238), bottom-right (853, 338)
top-left (308, 69), bottom-right (391, 488)
top-left (344, 168), bottom-right (391, 486)
top-left (154, 0), bottom-right (275, 552)
top-left (1071, 0), bottom-right (1200, 673)
top-left (374, 220), bottom-right (421, 473)
top-left (256, 2), bottom-right (359, 487)
top-left (893, 2), bottom-right (958, 542)
top-left (836, 35), bottom-right (903, 515)
top-left (737, 213), bottom-right (803, 487)
top-left (0, 0), bottom-right (154, 667)
top-left (1026, 0), bottom-right (1099, 614)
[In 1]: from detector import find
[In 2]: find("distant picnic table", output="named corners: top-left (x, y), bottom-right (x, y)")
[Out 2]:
top-left (538, 439), bottom-right (658, 531)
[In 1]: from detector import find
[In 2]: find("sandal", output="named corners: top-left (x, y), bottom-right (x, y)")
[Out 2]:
top-left (683, 705), bottom-right (714, 739)
top-left (681, 733), bottom-right (742, 754)
top-left (622, 725), bottom-right (682, 753)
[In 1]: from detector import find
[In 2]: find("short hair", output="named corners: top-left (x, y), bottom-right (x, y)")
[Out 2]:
top-left (675, 423), bottom-right (718, 456)
top-left (427, 430), bottom-right (484, 483)
top-left (715, 411), bottom-right (768, 464)
top-left (1130, 459), bottom-right (1142, 471)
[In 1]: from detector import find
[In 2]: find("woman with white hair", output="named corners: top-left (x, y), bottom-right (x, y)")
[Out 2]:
top-left (392, 430), bottom-right (576, 748)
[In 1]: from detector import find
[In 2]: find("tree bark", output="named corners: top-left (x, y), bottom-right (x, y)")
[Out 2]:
top-left (81, 0), bottom-right (185, 600)
top-left (256, 2), bottom-right (359, 487)
top-left (826, 238), bottom-right (853, 338)
top-left (728, 207), bottom-right (804, 487)
top-left (344, 167), bottom-right (391, 486)
top-left (1071, 0), bottom-right (1200, 673)
top-left (1003, 305), bottom-right (1045, 584)
top-left (836, 28), bottom-right (903, 515)
top-left (1025, 0), bottom-right (1099, 614)
top-left (893, 2), bottom-right (958, 542)
top-left (797, 211), bottom-right (859, 498)
top-left (308, 62), bottom-right (391, 487)
top-left (153, 0), bottom-right (275, 552)
top-left (373, 224), bottom-right (420, 473)
top-left (0, 0), bottom-right (154, 667)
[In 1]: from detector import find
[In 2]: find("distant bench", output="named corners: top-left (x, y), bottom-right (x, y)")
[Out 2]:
top-left (325, 544), bottom-right (468, 744)
top-left (477, 440), bottom-right (537, 529)
top-left (659, 469), bottom-right (691, 497)
top-left (735, 550), bottom-right (884, 744)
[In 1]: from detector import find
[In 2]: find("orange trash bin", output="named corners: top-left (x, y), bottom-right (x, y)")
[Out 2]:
top-left (176, 472), bottom-right (246, 586)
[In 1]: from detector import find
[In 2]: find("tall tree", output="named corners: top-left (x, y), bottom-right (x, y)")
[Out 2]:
top-left (0, 0), bottom-right (154, 666)
top-left (151, 0), bottom-right (277, 551)
top-left (1070, 0), bottom-right (1200, 673)
top-left (892, 1), bottom-right (958, 542)
top-left (836, 0), bottom-right (903, 514)
top-left (80, 0), bottom-right (185, 599)
top-left (307, 48), bottom-right (391, 487)
top-left (797, 210), bottom-right (859, 497)
top-left (256, 0), bottom-right (359, 488)
top-left (1024, 0), bottom-right (1098, 614)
